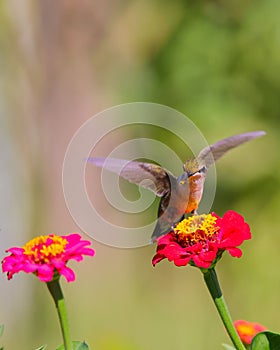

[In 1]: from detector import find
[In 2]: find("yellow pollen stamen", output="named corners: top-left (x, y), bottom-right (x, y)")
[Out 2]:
top-left (174, 214), bottom-right (219, 246)
top-left (23, 235), bottom-right (68, 263)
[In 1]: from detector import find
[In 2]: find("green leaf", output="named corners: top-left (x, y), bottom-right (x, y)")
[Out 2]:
top-left (0, 325), bottom-right (3, 337)
top-left (251, 333), bottom-right (270, 350)
top-left (222, 343), bottom-right (236, 350)
top-left (73, 342), bottom-right (89, 350)
top-left (56, 341), bottom-right (89, 350)
top-left (251, 331), bottom-right (280, 350)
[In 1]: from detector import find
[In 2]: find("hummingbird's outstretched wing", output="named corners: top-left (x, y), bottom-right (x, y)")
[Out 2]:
top-left (87, 157), bottom-right (176, 197)
top-left (197, 131), bottom-right (266, 169)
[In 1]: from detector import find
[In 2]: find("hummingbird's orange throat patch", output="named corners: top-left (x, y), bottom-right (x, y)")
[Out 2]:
top-left (174, 214), bottom-right (220, 247)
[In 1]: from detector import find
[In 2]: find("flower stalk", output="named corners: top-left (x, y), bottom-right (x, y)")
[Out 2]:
top-left (47, 278), bottom-right (72, 350)
top-left (202, 268), bottom-right (246, 350)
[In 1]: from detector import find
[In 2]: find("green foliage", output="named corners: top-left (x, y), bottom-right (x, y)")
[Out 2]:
top-left (251, 332), bottom-right (280, 350)
top-left (36, 340), bottom-right (89, 350)
top-left (56, 341), bottom-right (89, 350)
top-left (118, 0), bottom-right (280, 128)
top-left (115, 0), bottom-right (280, 222)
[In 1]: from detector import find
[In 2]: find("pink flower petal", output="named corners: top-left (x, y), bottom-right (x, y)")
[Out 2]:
top-left (59, 266), bottom-right (75, 282)
top-left (2, 233), bottom-right (95, 282)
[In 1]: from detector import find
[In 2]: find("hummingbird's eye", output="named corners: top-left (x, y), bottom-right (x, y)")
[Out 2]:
top-left (199, 166), bottom-right (206, 174)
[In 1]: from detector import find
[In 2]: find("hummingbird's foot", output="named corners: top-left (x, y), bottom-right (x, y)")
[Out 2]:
top-left (191, 209), bottom-right (198, 216)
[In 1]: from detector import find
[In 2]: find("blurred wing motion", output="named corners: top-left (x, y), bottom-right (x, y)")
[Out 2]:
top-left (88, 130), bottom-right (266, 242)
top-left (197, 131), bottom-right (266, 169)
top-left (87, 157), bottom-right (176, 197)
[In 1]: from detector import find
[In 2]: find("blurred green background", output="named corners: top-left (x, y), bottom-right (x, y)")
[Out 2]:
top-left (0, 1), bottom-right (279, 349)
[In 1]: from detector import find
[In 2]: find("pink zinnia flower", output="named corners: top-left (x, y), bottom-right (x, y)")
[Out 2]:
top-left (152, 210), bottom-right (251, 269)
top-left (2, 233), bottom-right (95, 282)
top-left (234, 320), bottom-right (267, 345)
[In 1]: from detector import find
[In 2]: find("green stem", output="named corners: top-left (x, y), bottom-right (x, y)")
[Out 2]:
top-left (202, 268), bottom-right (246, 350)
top-left (47, 279), bottom-right (72, 350)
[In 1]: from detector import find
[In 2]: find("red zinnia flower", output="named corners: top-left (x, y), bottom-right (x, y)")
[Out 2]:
top-left (234, 320), bottom-right (267, 345)
top-left (152, 210), bottom-right (251, 269)
top-left (2, 233), bottom-right (95, 282)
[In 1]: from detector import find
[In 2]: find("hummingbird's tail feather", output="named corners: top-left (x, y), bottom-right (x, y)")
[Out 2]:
top-left (150, 214), bottom-right (185, 243)
top-left (150, 221), bottom-right (164, 243)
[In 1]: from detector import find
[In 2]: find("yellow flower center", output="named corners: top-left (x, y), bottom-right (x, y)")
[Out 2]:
top-left (174, 214), bottom-right (219, 246)
top-left (23, 235), bottom-right (68, 263)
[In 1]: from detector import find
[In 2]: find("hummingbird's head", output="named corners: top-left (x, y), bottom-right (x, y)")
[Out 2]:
top-left (183, 158), bottom-right (206, 177)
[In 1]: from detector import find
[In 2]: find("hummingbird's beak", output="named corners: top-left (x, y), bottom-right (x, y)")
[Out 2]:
top-left (186, 166), bottom-right (207, 178)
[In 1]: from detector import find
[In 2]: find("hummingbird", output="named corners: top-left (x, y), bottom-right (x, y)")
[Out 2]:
top-left (87, 131), bottom-right (265, 242)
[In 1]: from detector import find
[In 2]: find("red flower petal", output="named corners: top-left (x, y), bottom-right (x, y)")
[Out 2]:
top-left (192, 255), bottom-right (212, 268)
top-left (234, 320), bottom-right (267, 345)
top-left (218, 211), bottom-right (251, 247)
top-left (152, 253), bottom-right (166, 266)
top-left (173, 256), bottom-right (191, 267)
top-left (226, 247), bottom-right (242, 258)
top-left (152, 211), bottom-right (251, 269)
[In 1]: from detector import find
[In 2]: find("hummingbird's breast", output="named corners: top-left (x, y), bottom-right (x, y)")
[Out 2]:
top-left (156, 172), bottom-right (206, 233)
top-left (185, 172), bottom-right (206, 213)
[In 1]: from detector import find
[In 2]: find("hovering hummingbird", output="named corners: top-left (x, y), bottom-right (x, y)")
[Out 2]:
top-left (87, 131), bottom-right (265, 242)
